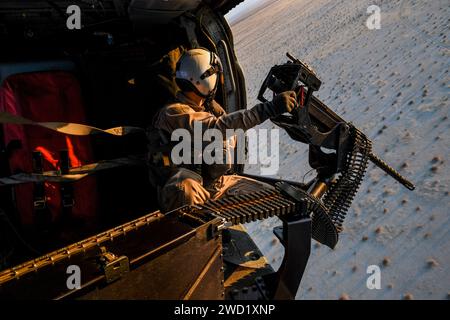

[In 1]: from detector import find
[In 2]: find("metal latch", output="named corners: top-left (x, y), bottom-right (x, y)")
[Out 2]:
top-left (217, 219), bottom-right (232, 232)
top-left (209, 217), bottom-right (232, 239)
top-left (99, 247), bottom-right (130, 283)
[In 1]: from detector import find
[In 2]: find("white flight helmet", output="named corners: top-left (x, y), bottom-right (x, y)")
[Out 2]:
top-left (175, 48), bottom-right (222, 98)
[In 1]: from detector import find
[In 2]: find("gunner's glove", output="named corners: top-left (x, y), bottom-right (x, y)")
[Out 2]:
top-left (270, 91), bottom-right (297, 115)
top-left (252, 91), bottom-right (297, 123)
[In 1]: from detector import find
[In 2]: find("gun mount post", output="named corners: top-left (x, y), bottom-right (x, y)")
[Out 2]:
top-left (270, 215), bottom-right (311, 300)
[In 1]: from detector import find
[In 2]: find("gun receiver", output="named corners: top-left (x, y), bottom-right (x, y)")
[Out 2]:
top-left (258, 52), bottom-right (415, 191)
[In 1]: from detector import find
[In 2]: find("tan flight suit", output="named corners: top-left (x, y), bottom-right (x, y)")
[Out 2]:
top-left (152, 92), bottom-right (276, 213)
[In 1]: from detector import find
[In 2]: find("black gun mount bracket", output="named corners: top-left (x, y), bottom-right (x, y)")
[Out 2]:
top-left (258, 53), bottom-right (353, 177)
top-left (257, 52), bottom-right (322, 103)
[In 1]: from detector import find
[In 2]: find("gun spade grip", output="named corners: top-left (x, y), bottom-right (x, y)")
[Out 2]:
top-left (369, 153), bottom-right (415, 191)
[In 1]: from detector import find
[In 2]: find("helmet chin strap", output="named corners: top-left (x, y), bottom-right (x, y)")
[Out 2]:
top-left (202, 51), bottom-right (222, 114)
top-left (203, 78), bottom-right (220, 115)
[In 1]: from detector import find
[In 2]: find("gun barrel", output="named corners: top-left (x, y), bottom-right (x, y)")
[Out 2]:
top-left (286, 52), bottom-right (299, 63)
top-left (369, 152), bottom-right (415, 190)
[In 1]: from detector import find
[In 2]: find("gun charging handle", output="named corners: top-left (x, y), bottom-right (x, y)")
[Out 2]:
top-left (286, 52), bottom-right (320, 107)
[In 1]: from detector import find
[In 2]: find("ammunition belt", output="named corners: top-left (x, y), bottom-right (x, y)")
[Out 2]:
top-left (182, 186), bottom-right (339, 248)
top-left (188, 189), bottom-right (299, 225)
top-left (180, 126), bottom-right (372, 249)
top-left (322, 126), bottom-right (372, 232)
top-left (276, 182), bottom-right (340, 248)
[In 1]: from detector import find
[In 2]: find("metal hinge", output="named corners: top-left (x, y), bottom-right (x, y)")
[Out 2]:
top-left (99, 247), bottom-right (130, 283)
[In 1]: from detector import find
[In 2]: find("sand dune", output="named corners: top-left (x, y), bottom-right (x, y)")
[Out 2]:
top-left (227, 0), bottom-right (449, 300)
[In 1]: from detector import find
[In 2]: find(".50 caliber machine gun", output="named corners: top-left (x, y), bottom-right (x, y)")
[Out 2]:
top-left (255, 52), bottom-right (415, 248)
top-left (259, 52), bottom-right (415, 191)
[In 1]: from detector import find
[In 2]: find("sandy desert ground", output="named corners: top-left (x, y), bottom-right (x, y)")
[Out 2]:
top-left (227, 0), bottom-right (449, 299)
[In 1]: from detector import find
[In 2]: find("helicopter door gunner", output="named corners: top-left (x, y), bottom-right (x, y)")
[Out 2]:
top-left (149, 48), bottom-right (297, 213)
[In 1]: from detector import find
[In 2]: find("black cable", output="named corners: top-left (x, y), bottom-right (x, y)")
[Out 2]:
top-left (45, 1), bottom-right (66, 19)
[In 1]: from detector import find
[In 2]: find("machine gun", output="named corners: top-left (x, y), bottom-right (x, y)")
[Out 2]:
top-left (254, 52), bottom-right (416, 248)
top-left (254, 53), bottom-right (415, 247)
top-left (258, 52), bottom-right (415, 191)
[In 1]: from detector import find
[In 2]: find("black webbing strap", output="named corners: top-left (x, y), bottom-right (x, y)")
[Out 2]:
top-left (0, 111), bottom-right (144, 136)
top-left (59, 150), bottom-right (74, 208)
top-left (31, 151), bottom-right (46, 209)
top-left (31, 151), bottom-right (52, 230)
